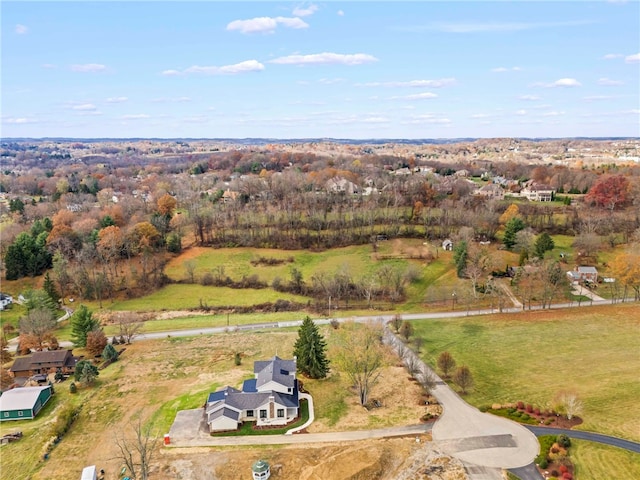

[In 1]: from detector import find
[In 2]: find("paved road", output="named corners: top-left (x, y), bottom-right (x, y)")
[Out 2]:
top-left (526, 426), bottom-right (640, 453)
top-left (383, 327), bottom-right (540, 473)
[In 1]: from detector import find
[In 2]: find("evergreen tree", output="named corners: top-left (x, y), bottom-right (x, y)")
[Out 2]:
top-left (102, 343), bottom-right (119, 362)
top-left (43, 272), bottom-right (61, 304)
top-left (452, 240), bottom-right (468, 278)
top-left (74, 360), bottom-right (99, 385)
top-left (70, 305), bottom-right (100, 347)
top-left (503, 217), bottom-right (526, 250)
top-left (293, 316), bottom-right (330, 379)
top-left (534, 232), bottom-right (555, 259)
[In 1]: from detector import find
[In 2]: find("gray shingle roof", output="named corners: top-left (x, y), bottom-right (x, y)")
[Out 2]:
top-left (255, 356), bottom-right (296, 390)
top-left (210, 407), bottom-right (240, 421)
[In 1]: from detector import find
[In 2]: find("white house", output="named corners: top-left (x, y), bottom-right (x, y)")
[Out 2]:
top-left (205, 356), bottom-right (299, 433)
top-left (521, 182), bottom-right (555, 202)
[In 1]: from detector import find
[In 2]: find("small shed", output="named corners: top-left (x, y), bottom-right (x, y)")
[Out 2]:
top-left (0, 385), bottom-right (53, 421)
top-left (81, 465), bottom-right (97, 480)
top-left (252, 459), bottom-right (271, 480)
top-left (442, 239), bottom-right (453, 251)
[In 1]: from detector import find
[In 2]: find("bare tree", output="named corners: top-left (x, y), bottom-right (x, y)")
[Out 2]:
top-left (555, 391), bottom-right (584, 420)
top-left (114, 417), bottom-right (159, 480)
top-left (453, 365), bottom-right (474, 394)
top-left (19, 309), bottom-right (57, 351)
top-left (416, 368), bottom-right (437, 394)
top-left (331, 321), bottom-right (387, 406)
top-left (405, 354), bottom-right (422, 379)
top-left (437, 351), bottom-right (456, 379)
top-left (183, 260), bottom-right (197, 283)
top-left (114, 312), bottom-right (144, 344)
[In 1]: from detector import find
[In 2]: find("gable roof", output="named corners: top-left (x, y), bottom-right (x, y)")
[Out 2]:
top-left (255, 356), bottom-right (296, 390)
top-left (8, 356), bottom-right (33, 373)
top-left (577, 266), bottom-right (598, 274)
top-left (31, 350), bottom-right (75, 366)
top-left (210, 407), bottom-right (240, 421)
top-left (0, 386), bottom-right (51, 411)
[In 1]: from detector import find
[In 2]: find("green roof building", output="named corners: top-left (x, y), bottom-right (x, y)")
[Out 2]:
top-left (0, 385), bottom-right (53, 421)
top-left (251, 459), bottom-right (270, 480)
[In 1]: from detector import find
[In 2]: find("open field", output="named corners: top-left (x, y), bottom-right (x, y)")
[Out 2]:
top-left (413, 303), bottom-right (640, 442)
top-left (570, 440), bottom-right (640, 480)
top-left (0, 327), bottom-right (430, 480)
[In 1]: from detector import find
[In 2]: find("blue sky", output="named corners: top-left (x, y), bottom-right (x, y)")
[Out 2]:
top-left (2, 1), bottom-right (639, 139)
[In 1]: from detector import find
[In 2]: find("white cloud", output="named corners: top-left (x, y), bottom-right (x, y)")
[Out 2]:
top-left (541, 111), bottom-right (565, 117)
top-left (106, 96), bottom-right (128, 103)
top-left (403, 114), bottom-right (452, 125)
top-left (2, 116), bottom-right (38, 124)
top-left (15, 24), bottom-right (28, 34)
top-left (293, 4), bottom-right (318, 17)
top-left (269, 52), bottom-right (378, 66)
top-left (71, 103), bottom-right (98, 111)
top-left (471, 113), bottom-right (491, 119)
top-left (41, 64), bottom-right (57, 69)
top-left (598, 77), bottom-right (624, 86)
top-left (122, 114), bottom-right (150, 119)
top-left (71, 63), bottom-right (107, 73)
top-left (337, 10), bottom-right (344, 16)
top-left (393, 92), bottom-right (438, 100)
top-left (492, 66), bottom-right (521, 73)
top-left (362, 116), bottom-right (389, 124)
top-left (519, 95), bottom-right (541, 101)
top-left (226, 16), bottom-right (308, 34)
top-left (164, 60), bottom-right (265, 76)
top-left (533, 78), bottom-right (581, 88)
top-left (359, 78), bottom-right (456, 88)
top-left (553, 78), bottom-right (581, 87)
top-left (602, 53), bottom-right (623, 60)
top-left (516, 109), bottom-right (527, 116)
top-left (625, 53), bottom-right (640, 64)
top-left (318, 78), bottom-right (345, 84)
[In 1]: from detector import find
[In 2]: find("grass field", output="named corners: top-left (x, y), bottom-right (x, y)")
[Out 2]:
top-left (413, 303), bottom-right (640, 442)
top-left (570, 440), bottom-right (640, 480)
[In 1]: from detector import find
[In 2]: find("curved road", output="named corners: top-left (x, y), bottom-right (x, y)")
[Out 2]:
top-left (526, 426), bottom-right (640, 453)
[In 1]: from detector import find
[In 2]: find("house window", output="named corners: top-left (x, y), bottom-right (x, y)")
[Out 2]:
top-left (277, 409), bottom-right (284, 418)
top-left (259, 409), bottom-right (267, 419)
top-left (246, 410), bottom-right (254, 417)
top-left (18, 411), bottom-right (23, 417)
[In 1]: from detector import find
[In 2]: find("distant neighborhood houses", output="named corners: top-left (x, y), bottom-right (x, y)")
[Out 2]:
top-left (205, 356), bottom-right (300, 433)
top-left (567, 265), bottom-right (599, 284)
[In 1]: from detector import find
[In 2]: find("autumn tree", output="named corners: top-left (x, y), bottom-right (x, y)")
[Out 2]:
top-left (437, 351), bottom-right (456, 378)
top-left (293, 316), bottom-right (330, 379)
top-left (1, 368), bottom-right (14, 390)
top-left (331, 321), bottom-right (387, 406)
top-left (1, 336), bottom-right (13, 364)
top-left (499, 203), bottom-right (519, 225)
top-left (453, 365), bottom-right (474, 394)
top-left (86, 329), bottom-right (108, 357)
top-left (157, 193), bottom-right (177, 217)
top-left (585, 174), bottom-right (630, 211)
top-left (609, 252), bottom-right (640, 300)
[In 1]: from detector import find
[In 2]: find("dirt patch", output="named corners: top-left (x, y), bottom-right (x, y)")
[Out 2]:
top-left (157, 438), bottom-right (467, 480)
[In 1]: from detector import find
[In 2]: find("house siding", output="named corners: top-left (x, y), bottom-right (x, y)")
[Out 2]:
top-left (0, 386), bottom-right (53, 421)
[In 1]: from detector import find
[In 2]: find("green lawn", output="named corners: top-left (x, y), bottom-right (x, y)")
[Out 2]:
top-left (413, 303), bottom-right (640, 442)
top-left (570, 440), bottom-right (640, 480)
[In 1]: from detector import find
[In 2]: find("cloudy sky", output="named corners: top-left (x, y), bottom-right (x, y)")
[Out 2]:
top-left (2, 1), bottom-right (639, 139)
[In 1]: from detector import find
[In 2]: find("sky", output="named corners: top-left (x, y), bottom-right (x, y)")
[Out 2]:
top-left (2, 1), bottom-right (639, 139)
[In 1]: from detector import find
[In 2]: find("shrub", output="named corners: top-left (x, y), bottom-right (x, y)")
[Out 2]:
top-left (329, 319), bottom-right (340, 330)
top-left (507, 407), bottom-right (517, 414)
top-left (551, 470), bottom-right (559, 477)
top-left (516, 401), bottom-right (525, 410)
top-left (534, 408), bottom-right (541, 416)
top-left (562, 473), bottom-right (572, 480)
top-left (479, 405), bottom-right (489, 412)
top-left (557, 434), bottom-right (571, 448)
top-left (69, 382), bottom-right (77, 393)
top-left (545, 418), bottom-right (554, 425)
top-left (559, 465), bottom-right (568, 474)
top-left (525, 404), bottom-right (533, 413)
top-left (234, 352), bottom-right (241, 366)
top-left (551, 446), bottom-right (560, 454)
top-left (201, 273), bottom-right (214, 286)
top-left (539, 458), bottom-right (548, 469)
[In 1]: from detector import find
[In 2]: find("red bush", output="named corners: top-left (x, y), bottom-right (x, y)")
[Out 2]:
top-left (559, 465), bottom-right (568, 474)
top-left (533, 408), bottom-right (541, 416)
top-left (517, 401), bottom-right (525, 410)
top-left (562, 473), bottom-right (573, 480)
top-left (526, 404), bottom-right (533, 413)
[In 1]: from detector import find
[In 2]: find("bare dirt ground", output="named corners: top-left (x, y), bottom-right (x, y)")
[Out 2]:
top-left (30, 331), bottom-right (463, 480)
top-left (157, 438), bottom-right (468, 480)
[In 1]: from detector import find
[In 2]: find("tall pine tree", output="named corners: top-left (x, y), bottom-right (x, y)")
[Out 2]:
top-left (70, 305), bottom-right (100, 347)
top-left (293, 316), bottom-right (330, 379)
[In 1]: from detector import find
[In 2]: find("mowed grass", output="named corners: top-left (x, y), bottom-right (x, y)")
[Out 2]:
top-left (570, 440), bottom-right (640, 480)
top-left (414, 303), bottom-right (640, 441)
